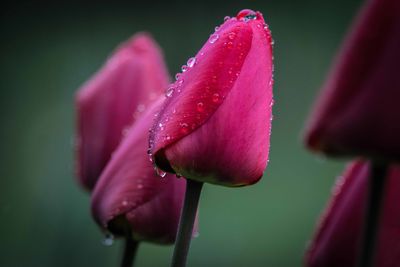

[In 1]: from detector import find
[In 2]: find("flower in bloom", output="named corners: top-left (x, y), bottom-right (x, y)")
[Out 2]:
top-left (91, 99), bottom-right (187, 243)
top-left (304, 0), bottom-right (400, 161)
top-left (306, 161), bottom-right (400, 267)
top-left (149, 9), bottom-right (274, 187)
top-left (76, 33), bottom-right (169, 190)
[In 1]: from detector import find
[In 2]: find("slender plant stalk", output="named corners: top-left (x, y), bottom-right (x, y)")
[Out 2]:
top-left (121, 235), bottom-right (139, 267)
top-left (171, 179), bottom-right (203, 267)
top-left (357, 161), bottom-right (388, 267)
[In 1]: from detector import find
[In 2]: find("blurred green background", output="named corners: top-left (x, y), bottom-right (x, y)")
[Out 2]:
top-left (0, 0), bottom-right (362, 266)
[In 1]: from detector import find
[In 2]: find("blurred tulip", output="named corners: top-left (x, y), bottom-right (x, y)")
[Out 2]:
top-left (91, 99), bottom-right (187, 244)
top-left (149, 9), bottom-right (274, 187)
top-left (304, 0), bottom-right (400, 161)
top-left (306, 161), bottom-right (400, 267)
top-left (76, 33), bottom-right (169, 190)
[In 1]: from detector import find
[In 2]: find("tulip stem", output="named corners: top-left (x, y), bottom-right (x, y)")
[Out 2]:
top-left (171, 179), bottom-right (203, 267)
top-left (121, 235), bottom-right (138, 267)
top-left (357, 161), bottom-right (388, 267)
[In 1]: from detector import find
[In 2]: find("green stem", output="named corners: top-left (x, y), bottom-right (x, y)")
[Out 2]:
top-left (357, 161), bottom-right (388, 267)
top-left (121, 235), bottom-right (139, 267)
top-left (171, 179), bottom-right (203, 267)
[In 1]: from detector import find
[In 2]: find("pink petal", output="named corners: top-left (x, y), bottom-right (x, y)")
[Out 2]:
top-left (76, 33), bottom-right (169, 190)
top-left (304, 0), bottom-right (400, 160)
top-left (150, 10), bottom-right (273, 186)
top-left (306, 161), bottom-right (400, 267)
top-left (91, 99), bottom-right (187, 244)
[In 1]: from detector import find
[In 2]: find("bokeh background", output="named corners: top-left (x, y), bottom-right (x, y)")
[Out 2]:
top-left (0, 0), bottom-right (362, 266)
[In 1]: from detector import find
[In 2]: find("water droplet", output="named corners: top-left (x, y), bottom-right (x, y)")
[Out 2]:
top-left (177, 79), bottom-right (184, 86)
top-left (181, 65), bottom-right (188, 72)
top-left (158, 123), bottom-right (164, 131)
top-left (166, 86), bottom-right (174, 97)
top-left (102, 233), bottom-right (114, 246)
top-left (187, 57), bottom-right (197, 68)
top-left (212, 93), bottom-right (220, 103)
top-left (176, 173), bottom-right (182, 178)
top-left (209, 34), bottom-right (219, 44)
top-left (197, 102), bottom-right (204, 112)
top-left (193, 231), bottom-right (200, 238)
top-left (214, 26), bottom-right (220, 31)
top-left (175, 73), bottom-right (181, 80)
top-left (236, 9), bottom-right (258, 22)
top-left (269, 99), bottom-right (274, 107)
top-left (180, 122), bottom-right (189, 134)
top-left (271, 39), bottom-right (275, 46)
top-left (264, 24), bottom-right (269, 31)
top-left (155, 167), bottom-right (167, 178)
top-left (228, 32), bottom-right (236, 40)
top-left (224, 16), bottom-right (230, 22)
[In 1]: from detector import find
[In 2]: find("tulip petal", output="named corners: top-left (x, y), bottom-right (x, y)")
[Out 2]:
top-left (76, 33), bottom-right (169, 190)
top-left (150, 11), bottom-right (273, 186)
top-left (306, 161), bottom-right (400, 267)
top-left (304, 0), bottom-right (400, 160)
top-left (91, 99), bottom-right (186, 244)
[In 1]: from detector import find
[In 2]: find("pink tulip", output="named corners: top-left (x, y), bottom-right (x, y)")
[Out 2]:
top-left (149, 9), bottom-right (274, 187)
top-left (306, 161), bottom-right (400, 267)
top-left (304, 0), bottom-right (400, 160)
top-left (91, 98), bottom-right (187, 244)
top-left (75, 33), bottom-right (169, 190)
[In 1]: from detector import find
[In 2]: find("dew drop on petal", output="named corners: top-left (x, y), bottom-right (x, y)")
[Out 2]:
top-left (228, 32), bottom-right (236, 40)
top-left (197, 102), bottom-right (204, 112)
top-left (155, 167), bottom-right (167, 178)
top-left (102, 233), bottom-right (114, 246)
top-left (187, 57), bottom-right (197, 68)
top-left (224, 16), bottom-right (230, 22)
top-left (180, 122), bottom-right (189, 134)
top-left (214, 26), bottom-right (220, 32)
top-left (181, 65), bottom-right (188, 72)
top-left (209, 33), bottom-right (219, 44)
top-left (175, 73), bottom-right (181, 80)
top-left (166, 86), bottom-right (174, 97)
top-left (212, 93), bottom-right (220, 103)
top-left (236, 9), bottom-right (258, 22)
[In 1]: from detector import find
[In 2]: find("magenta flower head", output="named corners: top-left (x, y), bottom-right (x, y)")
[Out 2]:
top-left (76, 33), bottom-right (169, 191)
top-left (306, 161), bottom-right (400, 267)
top-left (91, 98), bottom-right (187, 244)
top-left (149, 10), bottom-right (274, 187)
top-left (304, 0), bottom-right (400, 160)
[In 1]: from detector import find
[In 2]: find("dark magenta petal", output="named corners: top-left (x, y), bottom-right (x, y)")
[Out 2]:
top-left (91, 99), bottom-right (187, 244)
top-left (306, 161), bottom-right (400, 267)
top-left (150, 10), bottom-right (274, 186)
top-left (304, 0), bottom-right (400, 160)
top-left (76, 33), bottom-right (169, 190)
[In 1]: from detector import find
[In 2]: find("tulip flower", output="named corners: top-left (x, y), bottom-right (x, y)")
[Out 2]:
top-left (149, 9), bottom-right (274, 187)
top-left (76, 33), bottom-right (169, 191)
top-left (306, 161), bottom-right (400, 267)
top-left (91, 98), bottom-right (187, 245)
top-left (304, 0), bottom-right (400, 161)
top-left (147, 9), bottom-right (274, 267)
